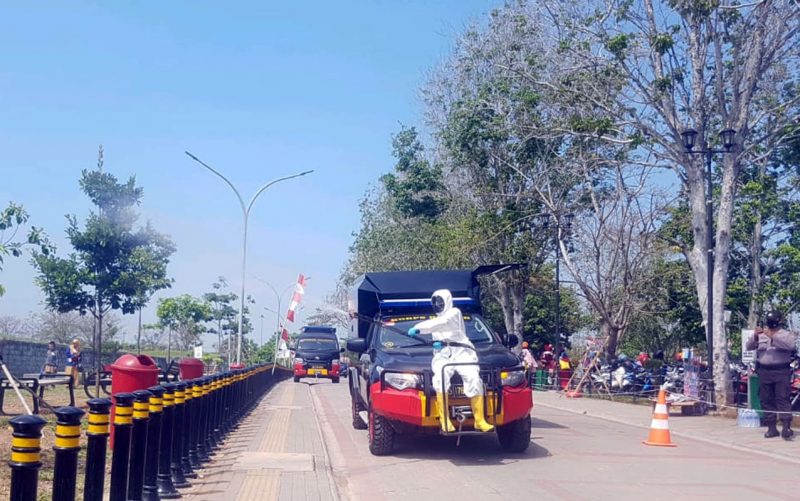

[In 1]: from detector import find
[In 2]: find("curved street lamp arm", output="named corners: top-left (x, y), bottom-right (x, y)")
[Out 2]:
top-left (185, 151), bottom-right (247, 214)
top-left (246, 170), bottom-right (314, 215)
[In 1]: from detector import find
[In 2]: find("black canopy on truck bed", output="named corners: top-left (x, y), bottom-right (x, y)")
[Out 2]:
top-left (348, 265), bottom-right (521, 339)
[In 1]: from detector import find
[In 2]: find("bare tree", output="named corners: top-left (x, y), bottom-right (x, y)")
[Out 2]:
top-left (559, 164), bottom-right (668, 356)
top-left (533, 0), bottom-right (800, 404)
top-left (0, 315), bottom-right (33, 339)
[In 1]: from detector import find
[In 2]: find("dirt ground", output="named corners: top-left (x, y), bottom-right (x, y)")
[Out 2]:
top-left (1, 386), bottom-right (110, 500)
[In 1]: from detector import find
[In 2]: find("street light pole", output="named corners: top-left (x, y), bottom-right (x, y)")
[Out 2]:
top-left (681, 128), bottom-right (736, 405)
top-left (260, 314), bottom-right (264, 347)
top-left (534, 211), bottom-right (573, 352)
top-left (186, 151), bottom-right (313, 366)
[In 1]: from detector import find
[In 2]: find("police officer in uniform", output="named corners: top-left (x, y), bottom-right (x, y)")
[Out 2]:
top-left (746, 311), bottom-right (797, 440)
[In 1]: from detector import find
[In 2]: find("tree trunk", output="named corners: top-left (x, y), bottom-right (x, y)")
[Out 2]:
top-left (602, 322), bottom-right (620, 359)
top-left (96, 308), bottom-right (103, 397)
top-left (746, 163), bottom-right (765, 329)
top-left (710, 155), bottom-right (738, 406)
top-left (137, 307), bottom-right (143, 355)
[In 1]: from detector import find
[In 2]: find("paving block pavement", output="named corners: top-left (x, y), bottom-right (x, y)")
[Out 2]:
top-left (182, 380), bottom-right (339, 501)
top-left (533, 390), bottom-right (800, 464)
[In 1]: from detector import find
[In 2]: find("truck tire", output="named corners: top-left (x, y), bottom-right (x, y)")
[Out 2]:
top-left (294, 376), bottom-right (300, 383)
top-left (368, 403), bottom-right (395, 455)
top-left (332, 377), bottom-right (340, 384)
top-left (497, 415), bottom-right (531, 453)
top-left (351, 396), bottom-right (368, 430)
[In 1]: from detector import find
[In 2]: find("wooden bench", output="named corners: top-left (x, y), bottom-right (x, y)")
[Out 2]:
top-left (0, 375), bottom-right (41, 415)
top-left (24, 372), bottom-right (76, 411)
top-left (0, 372), bottom-right (73, 415)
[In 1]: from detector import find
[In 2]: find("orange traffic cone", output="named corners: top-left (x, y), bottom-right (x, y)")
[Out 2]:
top-left (642, 389), bottom-right (676, 447)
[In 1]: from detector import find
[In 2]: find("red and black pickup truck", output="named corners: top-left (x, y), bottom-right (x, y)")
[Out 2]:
top-left (346, 266), bottom-right (533, 455)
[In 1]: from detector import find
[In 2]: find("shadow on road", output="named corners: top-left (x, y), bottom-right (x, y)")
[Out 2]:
top-left (532, 416), bottom-right (568, 429)
top-left (390, 432), bottom-right (551, 465)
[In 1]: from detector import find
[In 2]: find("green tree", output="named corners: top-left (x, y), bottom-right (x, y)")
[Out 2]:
top-left (0, 202), bottom-right (52, 296)
top-left (380, 126), bottom-right (447, 220)
top-left (33, 148), bottom-right (175, 380)
top-left (156, 294), bottom-right (212, 360)
top-left (203, 276), bottom-right (238, 359)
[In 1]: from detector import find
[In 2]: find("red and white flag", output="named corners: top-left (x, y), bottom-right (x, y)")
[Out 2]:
top-left (278, 322), bottom-right (290, 351)
top-left (286, 274), bottom-right (306, 323)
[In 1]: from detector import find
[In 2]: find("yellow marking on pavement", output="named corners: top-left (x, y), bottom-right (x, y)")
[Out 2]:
top-left (259, 383), bottom-right (295, 452)
top-left (236, 470), bottom-right (280, 501)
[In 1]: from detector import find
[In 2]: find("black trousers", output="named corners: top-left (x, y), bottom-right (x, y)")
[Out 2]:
top-left (758, 366), bottom-right (792, 427)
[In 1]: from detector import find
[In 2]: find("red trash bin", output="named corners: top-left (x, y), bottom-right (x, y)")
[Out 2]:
top-left (179, 358), bottom-right (205, 379)
top-left (110, 354), bottom-right (159, 443)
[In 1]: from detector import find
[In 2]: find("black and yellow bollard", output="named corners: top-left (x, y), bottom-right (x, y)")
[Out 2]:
top-left (200, 376), bottom-right (215, 460)
top-left (157, 383), bottom-right (180, 499)
top-left (209, 374), bottom-right (222, 447)
top-left (142, 385), bottom-right (164, 501)
top-left (220, 372), bottom-right (232, 436)
top-left (8, 414), bottom-right (47, 501)
top-left (204, 375), bottom-right (217, 450)
top-left (127, 389), bottom-right (152, 501)
top-left (52, 406), bottom-right (85, 501)
top-left (109, 393), bottom-right (135, 501)
top-left (188, 378), bottom-right (203, 469)
top-left (195, 376), bottom-right (210, 463)
top-left (170, 381), bottom-right (190, 488)
top-left (180, 379), bottom-right (197, 479)
top-left (83, 398), bottom-right (112, 501)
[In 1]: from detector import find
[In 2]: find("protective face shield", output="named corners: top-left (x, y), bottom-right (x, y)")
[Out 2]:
top-left (431, 289), bottom-right (453, 315)
top-left (765, 311), bottom-right (783, 329)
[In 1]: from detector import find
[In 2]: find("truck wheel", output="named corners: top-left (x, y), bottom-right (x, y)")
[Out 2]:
top-left (332, 377), bottom-right (340, 384)
top-left (497, 415), bottom-right (531, 453)
top-left (351, 396), bottom-right (368, 430)
top-left (368, 403), bottom-right (395, 455)
top-left (293, 376), bottom-right (300, 383)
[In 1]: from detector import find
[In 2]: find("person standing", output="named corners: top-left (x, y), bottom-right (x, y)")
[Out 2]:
top-left (65, 339), bottom-right (82, 388)
top-left (42, 341), bottom-right (59, 375)
top-left (746, 311), bottom-right (797, 440)
top-left (520, 341), bottom-right (537, 370)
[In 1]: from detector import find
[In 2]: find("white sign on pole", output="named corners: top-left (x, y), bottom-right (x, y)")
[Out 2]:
top-left (741, 329), bottom-right (755, 364)
top-left (193, 345), bottom-right (203, 359)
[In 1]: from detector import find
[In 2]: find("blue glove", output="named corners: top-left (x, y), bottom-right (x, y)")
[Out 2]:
top-left (408, 327), bottom-right (420, 337)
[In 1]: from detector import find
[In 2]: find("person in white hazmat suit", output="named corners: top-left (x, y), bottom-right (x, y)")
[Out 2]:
top-left (408, 289), bottom-right (494, 433)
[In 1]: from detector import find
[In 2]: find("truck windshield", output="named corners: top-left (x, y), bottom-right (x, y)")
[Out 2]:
top-left (378, 314), bottom-right (498, 350)
top-left (297, 338), bottom-right (338, 351)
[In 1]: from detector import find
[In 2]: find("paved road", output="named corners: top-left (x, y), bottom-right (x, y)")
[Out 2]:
top-left (310, 380), bottom-right (799, 501)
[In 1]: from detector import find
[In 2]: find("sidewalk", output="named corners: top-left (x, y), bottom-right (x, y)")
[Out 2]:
top-left (183, 379), bottom-right (338, 501)
top-left (534, 390), bottom-right (800, 464)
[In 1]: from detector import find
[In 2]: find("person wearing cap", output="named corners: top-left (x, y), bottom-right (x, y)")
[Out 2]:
top-left (746, 311), bottom-right (797, 440)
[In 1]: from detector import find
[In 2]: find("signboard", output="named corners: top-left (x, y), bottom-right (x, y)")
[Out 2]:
top-left (684, 355), bottom-right (701, 400)
top-left (741, 329), bottom-right (755, 364)
top-left (193, 345), bottom-right (203, 359)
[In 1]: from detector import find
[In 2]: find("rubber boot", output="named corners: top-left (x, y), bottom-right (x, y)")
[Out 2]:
top-left (469, 396), bottom-right (495, 432)
top-left (764, 423), bottom-right (779, 438)
top-left (435, 393), bottom-right (455, 433)
top-left (781, 423), bottom-right (794, 440)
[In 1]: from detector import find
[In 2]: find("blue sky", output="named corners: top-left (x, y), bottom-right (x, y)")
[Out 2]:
top-left (0, 0), bottom-right (502, 345)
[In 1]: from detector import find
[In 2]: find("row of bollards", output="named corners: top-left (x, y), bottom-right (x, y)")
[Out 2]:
top-left (7, 364), bottom-right (284, 501)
